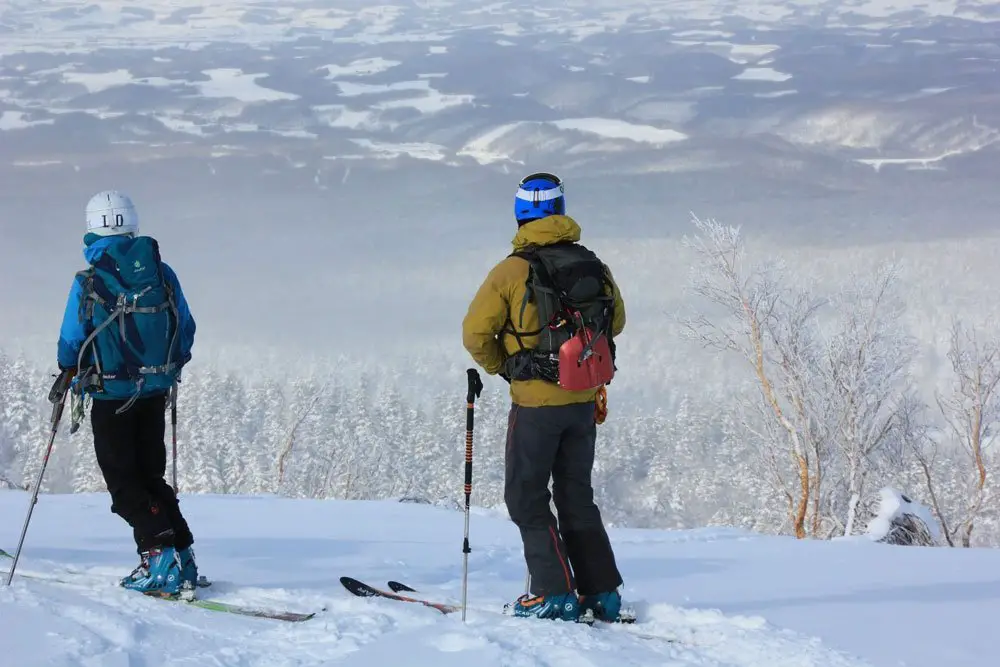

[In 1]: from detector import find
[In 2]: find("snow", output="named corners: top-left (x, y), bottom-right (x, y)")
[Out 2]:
top-left (0, 111), bottom-right (54, 130)
top-left (457, 122), bottom-right (529, 164)
top-left (61, 68), bottom-right (135, 93)
top-left (0, 0), bottom-right (994, 58)
top-left (320, 58), bottom-right (402, 78)
top-left (332, 79), bottom-right (474, 113)
top-left (551, 118), bottom-right (688, 145)
top-left (855, 143), bottom-right (998, 171)
top-left (195, 69), bottom-right (299, 102)
top-left (754, 89), bottom-right (798, 98)
top-left (312, 105), bottom-right (378, 131)
top-left (733, 67), bottom-right (793, 82)
top-left (2, 491), bottom-right (998, 667)
top-left (349, 139), bottom-right (447, 161)
top-left (727, 44), bottom-right (781, 64)
top-left (11, 160), bottom-right (62, 167)
top-left (457, 118), bottom-right (687, 165)
top-left (154, 115), bottom-right (207, 136)
top-left (863, 487), bottom-right (943, 544)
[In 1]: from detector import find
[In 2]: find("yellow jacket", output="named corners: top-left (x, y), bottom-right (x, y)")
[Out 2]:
top-left (461, 214), bottom-right (626, 407)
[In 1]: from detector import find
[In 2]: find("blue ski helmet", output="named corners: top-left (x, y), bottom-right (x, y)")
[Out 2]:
top-left (515, 172), bottom-right (565, 226)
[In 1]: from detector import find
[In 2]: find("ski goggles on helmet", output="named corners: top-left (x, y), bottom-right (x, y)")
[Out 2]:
top-left (516, 172), bottom-right (564, 203)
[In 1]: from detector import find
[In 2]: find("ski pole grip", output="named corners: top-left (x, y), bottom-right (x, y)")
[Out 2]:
top-left (47, 369), bottom-right (75, 405)
top-left (466, 368), bottom-right (483, 404)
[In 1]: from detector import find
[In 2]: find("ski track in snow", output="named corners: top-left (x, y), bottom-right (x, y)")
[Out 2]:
top-left (6, 492), bottom-right (998, 666)
top-left (2, 573), bottom-right (870, 667)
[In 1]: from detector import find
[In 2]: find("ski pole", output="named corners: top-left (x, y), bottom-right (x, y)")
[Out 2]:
top-left (170, 381), bottom-right (178, 494)
top-left (461, 368), bottom-right (483, 621)
top-left (5, 373), bottom-right (71, 586)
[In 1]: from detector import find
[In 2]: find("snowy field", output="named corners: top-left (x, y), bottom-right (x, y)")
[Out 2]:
top-left (1, 491), bottom-right (997, 666)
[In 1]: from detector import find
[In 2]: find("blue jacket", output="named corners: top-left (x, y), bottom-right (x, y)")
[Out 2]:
top-left (57, 235), bottom-right (196, 376)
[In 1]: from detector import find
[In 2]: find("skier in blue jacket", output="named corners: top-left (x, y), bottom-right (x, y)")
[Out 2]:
top-left (55, 190), bottom-right (198, 597)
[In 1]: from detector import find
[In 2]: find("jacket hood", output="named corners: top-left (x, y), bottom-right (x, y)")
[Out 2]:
top-left (83, 234), bottom-right (137, 265)
top-left (511, 215), bottom-right (582, 251)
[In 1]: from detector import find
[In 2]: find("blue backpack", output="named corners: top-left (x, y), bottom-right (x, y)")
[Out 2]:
top-left (73, 236), bottom-right (184, 409)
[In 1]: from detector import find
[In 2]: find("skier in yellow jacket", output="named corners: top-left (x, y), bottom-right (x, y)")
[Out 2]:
top-left (462, 172), bottom-right (628, 623)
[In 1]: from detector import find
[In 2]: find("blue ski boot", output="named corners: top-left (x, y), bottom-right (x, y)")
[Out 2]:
top-left (120, 546), bottom-right (183, 596)
top-left (506, 592), bottom-right (581, 622)
top-left (177, 546), bottom-right (198, 590)
top-left (580, 590), bottom-right (635, 623)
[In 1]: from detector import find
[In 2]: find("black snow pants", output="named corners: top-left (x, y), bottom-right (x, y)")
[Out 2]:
top-left (504, 401), bottom-right (623, 597)
top-left (91, 394), bottom-right (194, 554)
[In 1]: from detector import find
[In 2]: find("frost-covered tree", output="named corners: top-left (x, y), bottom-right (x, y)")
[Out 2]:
top-left (2, 306), bottom-right (1000, 548)
top-left (681, 215), bottom-right (919, 539)
top-left (820, 263), bottom-right (917, 537)
top-left (913, 319), bottom-right (1000, 547)
top-left (680, 215), bottom-right (826, 537)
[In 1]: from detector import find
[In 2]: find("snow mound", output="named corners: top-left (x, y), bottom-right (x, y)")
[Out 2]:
top-left (863, 487), bottom-right (942, 546)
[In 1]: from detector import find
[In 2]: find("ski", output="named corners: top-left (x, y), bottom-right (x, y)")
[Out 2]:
top-left (340, 576), bottom-right (459, 614)
top-left (388, 579), bottom-right (639, 626)
top-left (385, 578), bottom-right (592, 623)
top-left (3, 565), bottom-right (314, 622)
top-left (2, 550), bottom-right (313, 623)
top-left (388, 580), bottom-right (417, 592)
top-left (142, 590), bottom-right (316, 622)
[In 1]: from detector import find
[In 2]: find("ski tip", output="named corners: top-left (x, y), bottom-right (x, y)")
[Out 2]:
top-left (387, 580), bottom-right (417, 593)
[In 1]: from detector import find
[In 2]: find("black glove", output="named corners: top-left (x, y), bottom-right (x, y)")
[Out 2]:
top-left (48, 368), bottom-right (76, 404)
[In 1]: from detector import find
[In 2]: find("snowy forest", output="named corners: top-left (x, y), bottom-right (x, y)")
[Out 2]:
top-left (1, 216), bottom-right (998, 547)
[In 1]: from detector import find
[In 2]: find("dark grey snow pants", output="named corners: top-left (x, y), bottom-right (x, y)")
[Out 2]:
top-left (504, 401), bottom-right (623, 597)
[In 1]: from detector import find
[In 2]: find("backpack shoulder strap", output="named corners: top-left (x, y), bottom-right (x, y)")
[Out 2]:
top-left (74, 267), bottom-right (103, 320)
top-left (507, 246), bottom-right (555, 334)
top-left (499, 247), bottom-right (544, 350)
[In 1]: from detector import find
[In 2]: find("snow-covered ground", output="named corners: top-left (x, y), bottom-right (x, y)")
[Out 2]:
top-left (1, 491), bottom-right (997, 666)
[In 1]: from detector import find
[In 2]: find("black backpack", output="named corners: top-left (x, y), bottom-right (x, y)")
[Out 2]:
top-left (502, 241), bottom-right (617, 388)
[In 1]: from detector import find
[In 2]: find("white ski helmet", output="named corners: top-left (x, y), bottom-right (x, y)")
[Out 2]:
top-left (85, 190), bottom-right (139, 237)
